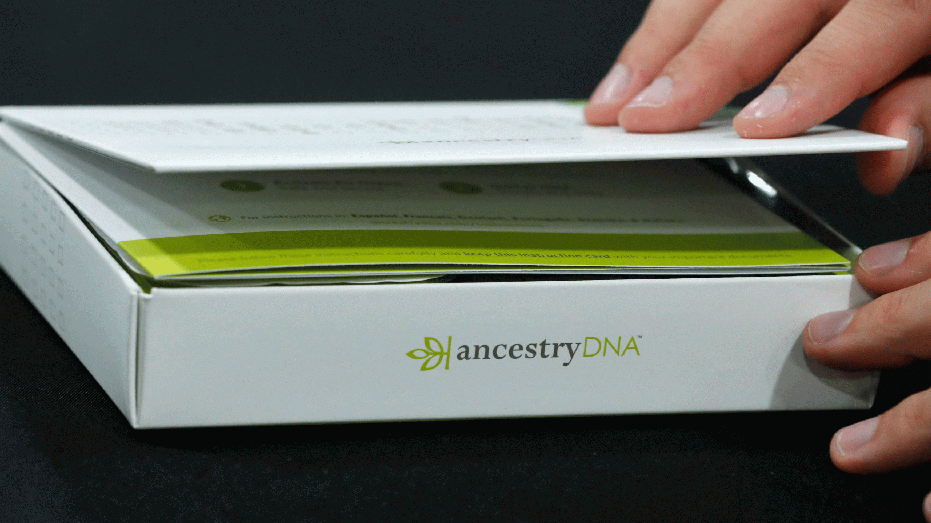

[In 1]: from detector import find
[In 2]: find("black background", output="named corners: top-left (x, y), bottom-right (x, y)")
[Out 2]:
top-left (2, 1), bottom-right (931, 521)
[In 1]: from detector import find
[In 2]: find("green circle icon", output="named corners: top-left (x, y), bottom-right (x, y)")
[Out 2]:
top-left (439, 181), bottom-right (482, 195)
top-left (221, 180), bottom-right (265, 192)
top-left (209, 215), bottom-right (232, 223)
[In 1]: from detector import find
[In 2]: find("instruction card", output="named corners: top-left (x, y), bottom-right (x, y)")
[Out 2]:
top-left (0, 101), bottom-right (906, 283)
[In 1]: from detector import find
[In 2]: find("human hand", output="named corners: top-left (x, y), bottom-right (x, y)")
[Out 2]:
top-left (588, 2), bottom-right (931, 517)
top-left (804, 235), bottom-right (931, 520)
top-left (586, 0), bottom-right (931, 194)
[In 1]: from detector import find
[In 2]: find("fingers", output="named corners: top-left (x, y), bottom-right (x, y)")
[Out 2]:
top-left (856, 70), bottom-right (931, 195)
top-left (592, 0), bottom-right (931, 137)
top-left (617, 0), bottom-right (841, 133)
top-left (803, 277), bottom-right (931, 370)
top-left (585, 0), bottom-right (723, 125)
top-left (854, 232), bottom-right (931, 295)
top-left (805, 230), bottom-right (931, 366)
top-left (734, 0), bottom-right (931, 138)
top-left (809, 232), bottom-right (931, 496)
top-left (830, 389), bottom-right (931, 474)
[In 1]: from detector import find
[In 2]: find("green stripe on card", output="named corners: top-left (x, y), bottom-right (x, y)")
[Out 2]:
top-left (118, 230), bottom-right (848, 278)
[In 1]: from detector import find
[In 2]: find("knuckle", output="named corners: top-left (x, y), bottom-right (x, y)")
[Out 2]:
top-left (794, 45), bottom-right (850, 79)
top-left (909, 232), bottom-right (931, 258)
top-left (865, 0), bottom-right (931, 45)
top-left (866, 289), bottom-right (918, 334)
top-left (892, 392), bottom-right (931, 435)
top-left (886, 0), bottom-right (931, 16)
top-left (634, 20), bottom-right (665, 44)
top-left (679, 38), bottom-right (759, 92)
top-left (681, 38), bottom-right (727, 69)
top-left (787, 42), bottom-right (870, 97)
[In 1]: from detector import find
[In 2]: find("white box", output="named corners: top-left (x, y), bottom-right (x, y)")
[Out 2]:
top-left (0, 103), bottom-right (888, 428)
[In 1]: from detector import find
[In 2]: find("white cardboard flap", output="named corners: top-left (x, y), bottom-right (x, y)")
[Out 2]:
top-left (0, 101), bottom-right (906, 173)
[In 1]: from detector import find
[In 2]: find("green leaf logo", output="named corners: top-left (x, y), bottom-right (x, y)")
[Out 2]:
top-left (406, 337), bottom-right (451, 371)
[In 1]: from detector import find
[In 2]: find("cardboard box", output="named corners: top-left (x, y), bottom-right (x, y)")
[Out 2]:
top-left (0, 102), bottom-right (893, 428)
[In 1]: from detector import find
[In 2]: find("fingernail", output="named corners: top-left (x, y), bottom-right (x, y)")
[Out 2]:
top-left (834, 416), bottom-right (878, 456)
top-left (923, 492), bottom-right (931, 522)
top-left (737, 84), bottom-right (790, 119)
top-left (858, 238), bottom-right (910, 275)
top-left (806, 309), bottom-right (855, 345)
top-left (625, 76), bottom-right (673, 108)
top-left (590, 63), bottom-right (632, 105)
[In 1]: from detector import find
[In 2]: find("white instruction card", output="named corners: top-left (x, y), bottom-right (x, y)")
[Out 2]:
top-left (6, 123), bottom-right (851, 283)
top-left (0, 100), bottom-right (904, 284)
top-left (0, 101), bottom-right (905, 173)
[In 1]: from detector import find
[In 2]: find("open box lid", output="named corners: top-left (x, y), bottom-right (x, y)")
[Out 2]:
top-left (0, 100), bottom-right (907, 284)
top-left (0, 100), bottom-right (906, 173)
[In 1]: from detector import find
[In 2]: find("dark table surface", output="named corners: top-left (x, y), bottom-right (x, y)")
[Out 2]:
top-left (3, 2), bottom-right (931, 521)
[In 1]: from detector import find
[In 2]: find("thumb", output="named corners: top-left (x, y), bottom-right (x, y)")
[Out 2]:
top-left (832, 389), bottom-right (931, 474)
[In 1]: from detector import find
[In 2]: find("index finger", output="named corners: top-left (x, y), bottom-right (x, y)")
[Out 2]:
top-left (585, 0), bottom-right (723, 125)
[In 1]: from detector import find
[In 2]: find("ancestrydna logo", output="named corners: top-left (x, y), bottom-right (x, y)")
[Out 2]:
top-left (406, 336), bottom-right (641, 371)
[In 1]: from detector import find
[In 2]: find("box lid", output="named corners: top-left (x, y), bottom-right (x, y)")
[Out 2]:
top-left (0, 101), bottom-right (906, 173)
